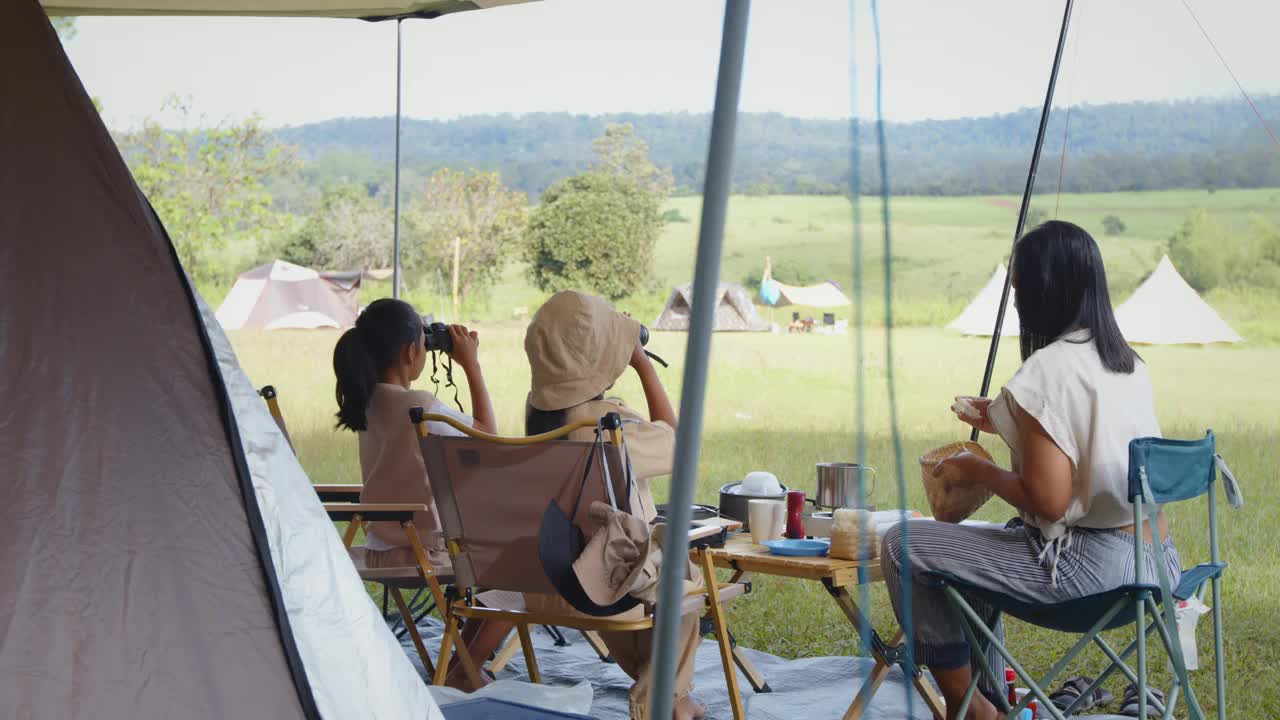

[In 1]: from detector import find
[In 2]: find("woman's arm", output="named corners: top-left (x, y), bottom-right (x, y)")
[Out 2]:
top-left (631, 342), bottom-right (677, 429)
top-left (933, 405), bottom-right (1073, 522)
top-left (447, 325), bottom-right (498, 435)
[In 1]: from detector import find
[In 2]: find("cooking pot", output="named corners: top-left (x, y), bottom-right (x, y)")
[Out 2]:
top-left (814, 463), bottom-right (876, 510)
top-left (718, 481), bottom-right (789, 529)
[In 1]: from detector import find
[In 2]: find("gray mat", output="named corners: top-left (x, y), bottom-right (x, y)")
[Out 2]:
top-left (401, 617), bottom-right (1136, 719)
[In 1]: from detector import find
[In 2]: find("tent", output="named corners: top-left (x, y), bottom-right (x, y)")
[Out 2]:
top-left (4, 1), bottom-right (545, 717)
top-left (761, 279), bottom-right (852, 308)
top-left (653, 282), bottom-right (770, 332)
top-left (947, 264), bottom-right (1020, 337)
top-left (1115, 255), bottom-right (1242, 345)
top-left (216, 260), bottom-right (359, 331)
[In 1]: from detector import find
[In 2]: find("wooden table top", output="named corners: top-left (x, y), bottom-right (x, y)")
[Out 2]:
top-left (701, 533), bottom-right (883, 586)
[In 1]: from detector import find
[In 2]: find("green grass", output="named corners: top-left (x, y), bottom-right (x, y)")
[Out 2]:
top-left (199, 189), bottom-right (1280, 346)
top-left (231, 325), bottom-right (1280, 717)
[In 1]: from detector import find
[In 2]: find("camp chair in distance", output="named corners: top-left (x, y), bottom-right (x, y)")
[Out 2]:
top-left (257, 385), bottom-right (454, 678)
top-left (933, 431), bottom-right (1240, 720)
top-left (411, 408), bottom-right (751, 720)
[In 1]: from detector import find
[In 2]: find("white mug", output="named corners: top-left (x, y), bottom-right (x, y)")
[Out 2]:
top-left (748, 499), bottom-right (786, 544)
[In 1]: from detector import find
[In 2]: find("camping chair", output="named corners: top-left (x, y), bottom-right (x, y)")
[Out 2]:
top-left (411, 408), bottom-right (752, 720)
top-left (256, 384), bottom-right (452, 677)
top-left (932, 431), bottom-right (1241, 720)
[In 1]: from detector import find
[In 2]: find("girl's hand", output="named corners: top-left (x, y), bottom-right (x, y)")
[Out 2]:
top-left (629, 341), bottom-right (649, 369)
top-left (952, 395), bottom-right (996, 434)
top-left (446, 324), bottom-right (481, 370)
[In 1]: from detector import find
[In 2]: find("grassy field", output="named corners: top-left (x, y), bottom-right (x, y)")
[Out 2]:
top-left (231, 321), bottom-right (1279, 717)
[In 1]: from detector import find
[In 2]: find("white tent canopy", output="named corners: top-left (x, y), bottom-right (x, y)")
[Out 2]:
top-left (768, 280), bottom-right (852, 308)
top-left (947, 264), bottom-right (1020, 337)
top-left (40, 0), bottom-right (529, 18)
top-left (1116, 255), bottom-right (1242, 345)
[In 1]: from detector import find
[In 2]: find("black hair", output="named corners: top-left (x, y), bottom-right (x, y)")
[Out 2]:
top-left (1012, 220), bottom-right (1138, 373)
top-left (524, 394), bottom-right (606, 437)
top-left (333, 298), bottom-right (423, 431)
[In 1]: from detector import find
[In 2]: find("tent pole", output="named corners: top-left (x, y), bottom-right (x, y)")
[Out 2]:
top-left (392, 18), bottom-right (403, 300)
top-left (972, 0), bottom-right (1073, 441)
top-left (647, 2), bottom-right (750, 719)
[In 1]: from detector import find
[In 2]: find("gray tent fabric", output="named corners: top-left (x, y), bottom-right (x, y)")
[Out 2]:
top-left (653, 282), bottom-right (770, 332)
top-left (1, 4), bottom-right (439, 718)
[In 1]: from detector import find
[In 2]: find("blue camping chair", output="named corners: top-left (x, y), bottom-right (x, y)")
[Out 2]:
top-left (929, 431), bottom-right (1242, 720)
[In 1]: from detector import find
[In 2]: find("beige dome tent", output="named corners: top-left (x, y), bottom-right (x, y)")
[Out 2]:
top-left (947, 264), bottom-right (1020, 337)
top-left (653, 282), bottom-right (770, 332)
top-left (216, 260), bottom-right (358, 331)
top-left (1116, 256), bottom-right (1242, 345)
top-left (5, 1), bottom-right (531, 718)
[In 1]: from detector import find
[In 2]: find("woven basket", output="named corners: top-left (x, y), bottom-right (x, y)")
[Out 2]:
top-left (919, 441), bottom-right (995, 521)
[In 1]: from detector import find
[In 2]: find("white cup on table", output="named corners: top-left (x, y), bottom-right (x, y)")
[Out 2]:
top-left (748, 499), bottom-right (786, 544)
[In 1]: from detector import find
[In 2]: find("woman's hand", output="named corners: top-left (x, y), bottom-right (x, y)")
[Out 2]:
top-left (446, 324), bottom-right (481, 371)
top-left (931, 451), bottom-right (995, 523)
top-left (952, 395), bottom-right (996, 434)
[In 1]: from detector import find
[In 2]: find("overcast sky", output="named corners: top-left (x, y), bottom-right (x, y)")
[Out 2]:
top-left (62, 0), bottom-right (1279, 130)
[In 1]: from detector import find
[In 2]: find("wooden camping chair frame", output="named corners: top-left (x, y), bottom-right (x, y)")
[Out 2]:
top-left (413, 412), bottom-right (750, 720)
top-left (257, 385), bottom-right (454, 678)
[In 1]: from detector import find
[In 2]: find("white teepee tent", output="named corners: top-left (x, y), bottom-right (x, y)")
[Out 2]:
top-left (947, 264), bottom-right (1020, 337)
top-left (1115, 256), bottom-right (1242, 345)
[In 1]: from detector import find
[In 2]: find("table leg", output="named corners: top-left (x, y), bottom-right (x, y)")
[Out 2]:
top-left (830, 587), bottom-right (945, 720)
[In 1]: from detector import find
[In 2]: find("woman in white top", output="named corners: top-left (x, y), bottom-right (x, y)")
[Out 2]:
top-left (880, 221), bottom-right (1181, 720)
top-left (333, 298), bottom-right (507, 690)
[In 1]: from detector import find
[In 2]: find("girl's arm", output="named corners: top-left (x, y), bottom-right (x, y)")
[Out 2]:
top-left (631, 342), bottom-right (677, 428)
top-left (447, 325), bottom-right (498, 435)
top-left (934, 405), bottom-right (1072, 522)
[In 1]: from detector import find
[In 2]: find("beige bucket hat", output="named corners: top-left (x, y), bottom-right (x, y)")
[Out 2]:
top-left (525, 291), bottom-right (641, 412)
top-left (572, 501), bottom-right (653, 607)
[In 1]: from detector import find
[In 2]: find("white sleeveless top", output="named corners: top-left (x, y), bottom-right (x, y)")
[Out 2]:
top-left (988, 329), bottom-right (1161, 544)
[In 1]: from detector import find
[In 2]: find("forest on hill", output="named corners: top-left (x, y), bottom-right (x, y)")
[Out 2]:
top-left (272, 95), bottom-right (1280, 205)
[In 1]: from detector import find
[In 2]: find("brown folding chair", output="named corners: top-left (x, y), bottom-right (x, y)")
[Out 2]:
top-left (412, 409), bottom-right (750, 719)
top-left (257, 384), bottom-right (453, 678)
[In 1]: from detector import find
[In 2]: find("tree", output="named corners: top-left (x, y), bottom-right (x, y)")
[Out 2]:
top-left (118, 97), bottom-right (298, 281)
top-left (1167, 209), bottom-right (1230, 292)
top-left (52, 17), bottom-right (77, 41)
top-left (524, 172), bottom-right (662, 300)
top-left (591, 124), bottom-right (674, 199)
top-left (404, 168), bottom-right (527, 311)
top-left (283, 185), bottom-right (387, 269)
top-left (1102, 215), bottom-right (1127, 236)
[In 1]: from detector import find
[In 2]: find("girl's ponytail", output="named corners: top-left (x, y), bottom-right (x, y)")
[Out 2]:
top-left (333, 326), bottom-right (377, 431)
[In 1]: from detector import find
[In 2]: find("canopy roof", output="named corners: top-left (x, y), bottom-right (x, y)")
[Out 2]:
top-left (40, 0), bottom-right (531, 18)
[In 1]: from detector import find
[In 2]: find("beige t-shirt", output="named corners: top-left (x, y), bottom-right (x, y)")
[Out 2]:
top-left (358, 383), bottom-right (473, 563)
top-left (988, 329), bottom-right (1161, 539)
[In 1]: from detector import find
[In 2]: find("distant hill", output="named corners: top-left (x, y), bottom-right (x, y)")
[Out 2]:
top-left (272, 96), bottom-right (1280, 203)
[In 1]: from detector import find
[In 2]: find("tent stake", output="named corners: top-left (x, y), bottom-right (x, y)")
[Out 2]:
top-left (647, 2), bottom-right (750, 719)
top-left (973, 0), bottom-right (1074, 440)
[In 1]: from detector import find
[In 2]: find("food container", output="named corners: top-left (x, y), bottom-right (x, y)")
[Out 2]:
top-left (806, 511), bottom-right (834, 537)
top-left (718, 481), bottom-right (789, 529)
top-left (919, 441), bottom-right (995, 521)
top-left (814, 462), bottom-right (877, 509)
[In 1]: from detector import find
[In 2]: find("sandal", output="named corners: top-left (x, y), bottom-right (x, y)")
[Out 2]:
top-left (1119, 684), bottom-right (1166, 717)
top-left (1049, 675), bottom-right (1114, 713)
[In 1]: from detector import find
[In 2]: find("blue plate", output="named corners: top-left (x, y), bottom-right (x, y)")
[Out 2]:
top-left (763, 538), bottom-right (831, 557)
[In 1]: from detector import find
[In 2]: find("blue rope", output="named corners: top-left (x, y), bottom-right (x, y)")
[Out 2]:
top-left (846, 0), bottom-right (872, 660)
top-left (870, 0), bottom-right (917, 713)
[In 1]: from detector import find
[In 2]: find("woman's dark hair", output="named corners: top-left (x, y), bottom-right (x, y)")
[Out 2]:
top-left (1012, 220), bottom-right (1138, 373)
top-left (333, 298), bottom-right (423, 431)
top-left (524, 394), bottom-right (606, 437)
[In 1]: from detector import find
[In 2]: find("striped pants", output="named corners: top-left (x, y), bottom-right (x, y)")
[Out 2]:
top-left (880, 519), bottom-right (1181, 700)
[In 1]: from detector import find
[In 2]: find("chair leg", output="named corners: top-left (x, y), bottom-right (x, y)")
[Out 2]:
top-left (1212, 576), bottom-right (1226, 720)
top-left (1136, 596), bottom-right (1148, 720)
top-left (451, 615), bottom-right (485, 690)
top-left (698, 549), bottom-right (746, 720)
top-left (732, 645), bottom-right (770, 693)
top-left (1093, 633), bottom-right (1167, 714)
top-left (433, 610), bottom-right (459, 686)
top-left (517, 623), bottom-right (542, 684)
top-left (1146, 596), bottom-right (1204, 720)
top-left (488, 632), bottom-right (522, 675)
top-left (392, 588), bottom-right (435, 679)
top-left (582, 630), bottom-right (614, 663)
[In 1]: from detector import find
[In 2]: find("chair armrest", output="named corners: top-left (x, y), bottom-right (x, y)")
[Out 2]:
top-left (313, 484), bottom-right (362, 502)
top-left (323, 502), bottom-right (429, 523)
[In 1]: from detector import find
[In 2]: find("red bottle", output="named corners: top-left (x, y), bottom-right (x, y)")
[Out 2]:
top-left (785, 490), bottom-right (807, 539)
top-left (1006, 668), bottom-right (1017, 706)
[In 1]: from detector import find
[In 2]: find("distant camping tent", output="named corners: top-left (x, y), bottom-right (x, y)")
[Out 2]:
top-left (3, 3), bottom-right (442, 718)
top-left (948, 264), bottom-right (1020, 337)
top-left (758, 257), bottom-right (852, 308)
top-left (1116, 256), bottom-right (1242, 345)
top-left (654, 282), bottom-right (770, 331)
top-left (216, 260), bottom-right (358, 331)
